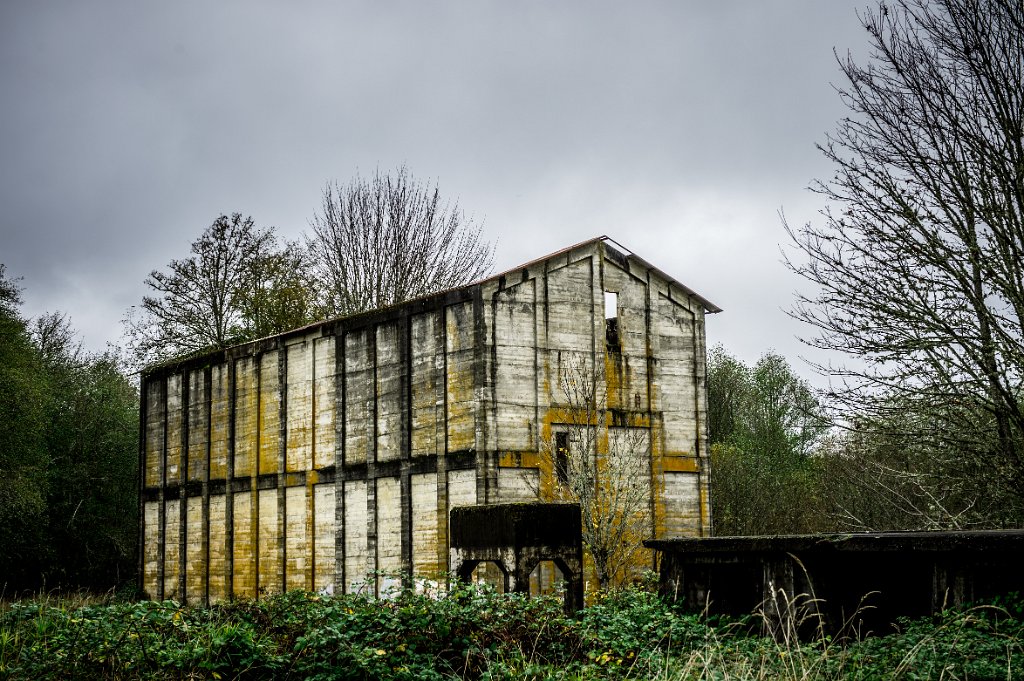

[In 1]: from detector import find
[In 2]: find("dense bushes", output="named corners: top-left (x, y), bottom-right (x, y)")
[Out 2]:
top-left (0, 266), bottom-right (138, 593)
top-left (707, 345), bottom-right (1024, 534)
top-left (2, 586), bottom-right (1021, 680)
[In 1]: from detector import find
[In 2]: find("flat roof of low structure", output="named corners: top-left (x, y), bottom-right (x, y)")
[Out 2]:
top-left (646, 530), bottom-right (1024, 555)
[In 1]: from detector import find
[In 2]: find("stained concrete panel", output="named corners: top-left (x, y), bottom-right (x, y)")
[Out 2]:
top-left (187, 369), bottom-right (207, 482)
top-left (661, 472), bottom-right (702, 538)
top-left (258, 353), bottom-right (281, 475)
top-left (208, 495), bottom-right (226, 601)
top-left (410, 312), bottom-right (440, 458)
top-left (144, 381), bottom-right (164, 488)
top-left (376, 476), bottom-right (402, 589)
top-left (344, 331), bottom-right (371, 467)
top-left (343, 480), bottom-right (368, 593)
top-left (313, 337), bottom-right (336, 470)
top-left (285, 486), bottom-right (308, 590)
top-left (496, 467), bottom-right (539, 503)
top-left (142, 501), bottom-right (160, 598)
top-left (602, 263), bottom-right (650, 412)
top-left (232, 493), bottom-right (255, 598)
top-left (545, 258), bottom-right (595, 358)
top-left (447, 469), bottom-right (477, 509)
top-left (446, 303), bottom-right (476, 452)
top-left (411, 472), bottom-right (441, 578)
top-left (495, 279), bottom-right (537, 452)
top-left (607, 426), bottom-right (653, 531)
top-left (652, 295), bottom-right (697, 456)
top-left (376, 325), bottom-right (402, 462)
top-left (286, 341), bottom-right (313, 472)
top-left (234, 358), bottom-right (257, 478)
top-left (163, 498), bottom-right (180, 600)
top-left (257, 488), bottom-right (280, 595)
top-left (165, 374), bottom-right (182, 485)
top-left (210, 365), bottom-right (229, 480)
top-left (185, 496), bottom-right (205, 603)
top-left (313, 484), bottom-right (335, 592)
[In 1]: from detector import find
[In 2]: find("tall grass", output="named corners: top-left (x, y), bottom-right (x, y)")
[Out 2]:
top-left (1, 583), bottom-right (1021, 680)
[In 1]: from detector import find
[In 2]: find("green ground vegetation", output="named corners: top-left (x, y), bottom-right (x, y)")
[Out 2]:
top-left (1, 584), bottom-right (1021, 680)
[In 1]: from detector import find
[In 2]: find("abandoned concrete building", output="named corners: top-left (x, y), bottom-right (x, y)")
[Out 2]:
top-left (138, 237), bottom-right (719, 603)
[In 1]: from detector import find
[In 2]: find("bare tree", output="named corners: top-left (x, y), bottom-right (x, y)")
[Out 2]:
top-left (532, 352), bottom-right (652, 589)
top-left (306, 166), bottom-right (494, 317)
top-left (785, 0), bottom-right (1024, 522)
top-left (124, 213), bottom-right (314, 367)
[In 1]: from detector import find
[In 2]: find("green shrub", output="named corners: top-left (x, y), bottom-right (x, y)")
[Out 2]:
top-left (1, 587), bottom-right (1021, 680)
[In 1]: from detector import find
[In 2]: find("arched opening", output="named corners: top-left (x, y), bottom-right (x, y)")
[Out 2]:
top-left (528, 560), bottom-right (566, 597)
top-left (469, 560), bottom-right (508, 593)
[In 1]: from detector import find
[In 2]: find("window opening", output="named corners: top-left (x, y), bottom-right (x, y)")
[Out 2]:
top-left (555, 431), bottom-right (569, 485)
top-left (604, 291), bottom-right (618, 320)
top-left (529, 560), bottom-right (566, 597)
top-left (604, 291), bottom-right (620, 349)
top-left (470, 561), bottom-right (507, 593)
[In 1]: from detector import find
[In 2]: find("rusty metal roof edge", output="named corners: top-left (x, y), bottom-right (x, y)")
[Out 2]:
top-left (621, 251), bottom-right (722, 314)
top-left (467, 234), bottom-right (608, 286)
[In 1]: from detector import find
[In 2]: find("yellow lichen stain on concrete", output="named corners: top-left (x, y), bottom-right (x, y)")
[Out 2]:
top-left (142, 502), bottom-right (160, 597)
top-left (163, 498), bottom-right (180, 599)
top-left (185, 497), bottom-right (205, 603)
top-left (286, 342), bottom-right (312, 473)
top-left (210, 365), bottom-right (229, 480)
top-left (257, 488), bottom-right (280, 595)
top-left (232, 493), bottom-right (255, 599)
top-left (234, 358), bottom-right (257, 478)
top-left (144, 381), bottom-right (164, 488)
top-left (604, 352), bottom-right (624, 410)
top-left (446, 366), bottom-right (475, 451)
top-left (313, 484), bottom-right (335, 592)
top-left (285, 486), bottom-right (307, 591)
top-left (187, 369), bottom-right (207, 482)
top-left (446, 303), bottom-right (476, 452)
top-left (258, 352), bottom-right (280, 476)
top-left (208, 495), bottom-right (226, 601)
top-left (313, 336), bottom-right (336, 470)
top-left (165, 374), bottom-right (182, 485)
top-left (497, 451), bottom-right (543, 469)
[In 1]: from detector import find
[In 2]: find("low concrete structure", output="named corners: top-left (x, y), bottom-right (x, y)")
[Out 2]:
top-left (450, 503), bottom-right (584, 611)
top-left (648, 531), bottom-right (1024, 637)
top-left (139, 237), bottom-right (718, 603)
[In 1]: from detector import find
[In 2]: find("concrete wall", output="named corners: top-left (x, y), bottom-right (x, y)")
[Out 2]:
top-left (139, 239), bottom-right (713, 602)
top-left (649, 531), bottom-right (1024, 639)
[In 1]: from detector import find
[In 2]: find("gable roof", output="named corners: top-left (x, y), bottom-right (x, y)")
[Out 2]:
top-left (487, 235), bottom-right (721, 314)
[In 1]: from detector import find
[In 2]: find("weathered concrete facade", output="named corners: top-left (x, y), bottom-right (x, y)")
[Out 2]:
top-left (139, 237), bottom-right (718, 602)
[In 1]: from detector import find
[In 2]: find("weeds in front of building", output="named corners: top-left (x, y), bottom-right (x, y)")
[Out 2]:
top-left (2, 582), bottom-right (1021, 680)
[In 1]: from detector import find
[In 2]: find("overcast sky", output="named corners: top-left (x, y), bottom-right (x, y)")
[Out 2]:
top-left (0, 1), bottom-right (873, 379)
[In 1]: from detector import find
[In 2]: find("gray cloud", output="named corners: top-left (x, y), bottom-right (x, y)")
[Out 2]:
top-left (0, 0), bottom-right (871, 379)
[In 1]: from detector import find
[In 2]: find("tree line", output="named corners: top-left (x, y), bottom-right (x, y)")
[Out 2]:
top-left (0, 266), bottom-right (138, 593)
top-left (708, 345), bottom-right (1024, 536)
